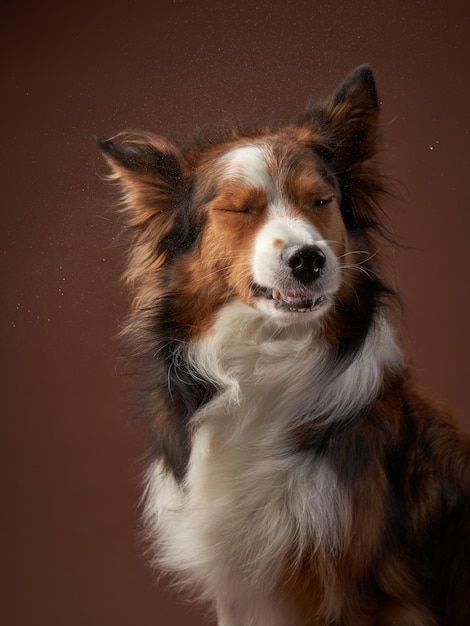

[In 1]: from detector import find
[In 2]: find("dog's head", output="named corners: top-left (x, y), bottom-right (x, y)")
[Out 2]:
top-left (97, 65), bottom-right (385, 331)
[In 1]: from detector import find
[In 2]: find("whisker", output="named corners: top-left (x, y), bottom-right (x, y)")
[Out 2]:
top-left (340, 263), bottom-right (380, 281)
top-left (336, 250), bottom-right (371, 260)
top-left (336, 248), bottom-right (381, 263)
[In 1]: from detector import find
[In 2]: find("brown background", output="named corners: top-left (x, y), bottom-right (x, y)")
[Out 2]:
top-left (2, 1), bottom-right (469, 625)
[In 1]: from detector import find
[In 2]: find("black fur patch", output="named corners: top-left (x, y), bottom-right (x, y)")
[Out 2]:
top-left (128, 298), bottom-right (214, 481)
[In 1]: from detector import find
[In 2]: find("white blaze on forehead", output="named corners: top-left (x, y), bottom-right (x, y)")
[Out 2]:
top-left (219, 144), bottom-right (273, 190)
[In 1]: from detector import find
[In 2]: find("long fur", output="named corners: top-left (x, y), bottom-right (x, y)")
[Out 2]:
top-left (97, 65), bottom-right (470, 625)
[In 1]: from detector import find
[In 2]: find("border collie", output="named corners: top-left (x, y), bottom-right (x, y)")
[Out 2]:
top-left (97, 66), bottom-right (470, 625)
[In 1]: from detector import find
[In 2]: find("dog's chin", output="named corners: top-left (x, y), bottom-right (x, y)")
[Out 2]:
top-left (250, 284), bottom-right (332, 324)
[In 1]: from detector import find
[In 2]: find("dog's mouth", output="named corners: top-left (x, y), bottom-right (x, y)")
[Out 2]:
top-left (252, 284), bottom-right (327, 313)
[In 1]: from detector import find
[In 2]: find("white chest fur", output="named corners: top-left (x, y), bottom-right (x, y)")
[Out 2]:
top-left (143, 301), bottom-right (401, 620)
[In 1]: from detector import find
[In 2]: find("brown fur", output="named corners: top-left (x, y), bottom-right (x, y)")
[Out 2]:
top-left (285, 369), bottom-right (470, 625)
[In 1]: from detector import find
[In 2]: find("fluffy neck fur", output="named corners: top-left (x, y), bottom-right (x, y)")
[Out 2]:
top-left (143, 301), bottom-right (403, 622)
top-left (188, 300), bottom-right (402, 430)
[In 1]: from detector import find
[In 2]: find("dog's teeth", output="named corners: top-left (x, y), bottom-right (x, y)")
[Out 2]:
top-left (283, 293), bottom-right (300, 304)
top-left (272, 289), bottom-right (280, 300)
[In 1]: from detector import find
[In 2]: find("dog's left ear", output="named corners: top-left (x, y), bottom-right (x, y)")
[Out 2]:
top-left (94, 134), bottom-right (184, 186)
top-left (94, 131), bottom-right (188, 233)
top-left (304, 65), bottom-right (380, 171)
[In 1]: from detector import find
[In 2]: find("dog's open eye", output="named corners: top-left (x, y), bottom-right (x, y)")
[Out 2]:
top-left (310, 197), bottom-right (334, 209)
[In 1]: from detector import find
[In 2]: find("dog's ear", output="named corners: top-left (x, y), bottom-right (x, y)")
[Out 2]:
top-left (304, 65), bottom-right (379, 171)
top-left (96, 132), bottom-right (191, 302)
top-left (95, 132), bottom-right (187, 228)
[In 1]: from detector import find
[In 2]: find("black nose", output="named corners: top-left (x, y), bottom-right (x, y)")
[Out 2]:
top-left (282, 244), bottom-right (326, 282)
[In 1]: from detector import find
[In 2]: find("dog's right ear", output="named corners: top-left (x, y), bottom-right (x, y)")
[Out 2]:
top-left (95, 132), bottom-right (187, 227)
top-left (95, 132), bottom-right (190, 300)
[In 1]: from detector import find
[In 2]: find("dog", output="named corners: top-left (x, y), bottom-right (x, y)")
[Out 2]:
top-left (97, 65), bottom-right (470, 625)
